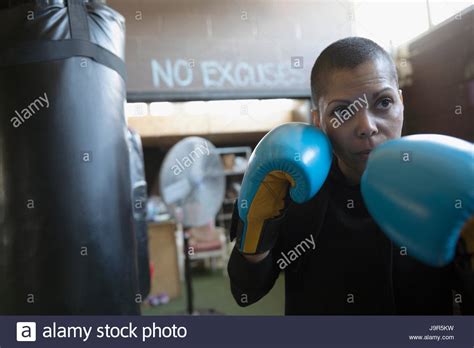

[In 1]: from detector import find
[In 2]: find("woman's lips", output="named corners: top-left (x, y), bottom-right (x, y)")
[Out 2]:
top-left (356, 149), bottom-right (372, 160)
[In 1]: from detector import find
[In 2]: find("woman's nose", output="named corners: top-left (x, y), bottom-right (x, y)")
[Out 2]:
top-left (355, 110), bottom-right (378, 138)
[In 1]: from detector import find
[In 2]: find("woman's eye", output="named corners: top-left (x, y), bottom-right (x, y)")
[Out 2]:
top-left (330, 106), bottom-right (347, 116)
top-left (376, 97), bottom-right (393, 110)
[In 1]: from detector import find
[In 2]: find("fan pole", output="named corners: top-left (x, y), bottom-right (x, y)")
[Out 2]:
top-left (183, 226), bottom-right (194, 315)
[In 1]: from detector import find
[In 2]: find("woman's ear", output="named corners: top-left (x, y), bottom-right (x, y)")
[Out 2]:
top-left (311, 108), bottom-right (321, 128)
top-left (398, 89), bottom-right (404, 104)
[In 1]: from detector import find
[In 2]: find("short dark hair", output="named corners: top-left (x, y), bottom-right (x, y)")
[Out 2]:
top-left (310, 37), bottom-right (398, 109)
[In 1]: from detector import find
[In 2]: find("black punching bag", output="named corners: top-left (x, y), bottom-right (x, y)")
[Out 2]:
top-left (0, 0), bottom-right (140, 314)
top-left (127, 128), bottom-right (150, 300)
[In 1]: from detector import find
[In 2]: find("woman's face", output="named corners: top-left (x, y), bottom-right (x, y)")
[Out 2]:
top-left (312, 58), bottom-right (404, 185)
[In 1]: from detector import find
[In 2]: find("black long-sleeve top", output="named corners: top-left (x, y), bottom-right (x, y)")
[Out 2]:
top-left (228, 161), bottom-right (474, 315)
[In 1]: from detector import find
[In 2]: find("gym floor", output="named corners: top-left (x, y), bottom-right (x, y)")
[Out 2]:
top-left (142, 269), bottom-right (285, 316)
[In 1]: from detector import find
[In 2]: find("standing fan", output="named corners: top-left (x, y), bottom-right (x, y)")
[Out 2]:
top-left (159, 137), bottom-right (225, 314)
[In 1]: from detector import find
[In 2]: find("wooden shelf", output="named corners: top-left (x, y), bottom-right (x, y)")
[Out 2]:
top-left (127, 106), bottom-right (297, 147)
top-left (137, 131), bottom-right (268, 148)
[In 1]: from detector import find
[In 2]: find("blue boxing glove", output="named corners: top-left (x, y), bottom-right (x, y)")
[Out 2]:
top-left (230, 123), bottom-right (332, 254)
top-left (361, 134), bottom-right (474, 267)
